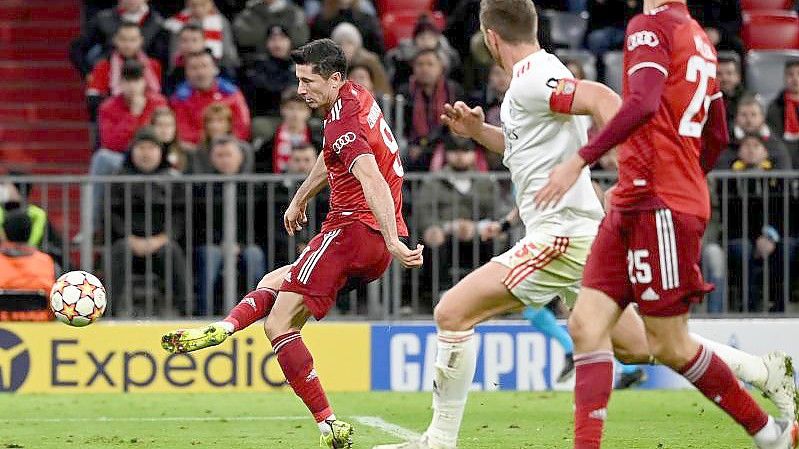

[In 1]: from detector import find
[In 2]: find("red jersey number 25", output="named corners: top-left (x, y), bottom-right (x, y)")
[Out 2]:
top-left (678, 55), bottom-right (717, 138)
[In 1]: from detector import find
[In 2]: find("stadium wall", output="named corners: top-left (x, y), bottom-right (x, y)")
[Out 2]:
top-left (0, 320), bottom-right (796, 393)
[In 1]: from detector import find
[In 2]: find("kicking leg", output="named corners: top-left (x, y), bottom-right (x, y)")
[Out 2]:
top-left (568, 288), bottom-right (623, 449)
top-left (161, 266), bottom-right (290, 354)
top-left (264, 291), bottom-right (352, 448)
top-left (643, 315), bottom-right (795, 449)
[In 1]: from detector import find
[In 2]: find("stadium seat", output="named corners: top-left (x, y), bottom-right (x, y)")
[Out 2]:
top-left (742, 11), bottom-right (799, 50)
top-left (740, 0), bottom-right (796, 10)
top-left (543, 10), bottom-right (588, 49)
top-left (381, 11), bottom-right (445, 50)
top-left (602, 51), bottom-right (624, 94)
top-left (746, 50), bottom-right (799, 107)
top-left (555, 49), bottom-right (597, 81)
top-left (375, 0), bottom-right (434, 16)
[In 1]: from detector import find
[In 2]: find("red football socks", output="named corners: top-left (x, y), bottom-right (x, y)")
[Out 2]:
top-left (573, 350), bottom-right (614, 449)
top-left (272, 331), bottom-right (333, 423)
top-left (222, 287), bottom-right (277, 332)
top-left (679, 345), bottom-right (769, 435)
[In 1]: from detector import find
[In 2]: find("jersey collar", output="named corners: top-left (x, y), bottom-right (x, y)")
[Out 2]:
top-left (511, 49), bottom-right (547, 79)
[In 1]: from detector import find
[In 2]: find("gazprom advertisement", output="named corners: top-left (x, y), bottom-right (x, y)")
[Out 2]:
top-left (371, 324), bottom-right (574, 391)
top-left (1, 320), bottom-right (797, 393)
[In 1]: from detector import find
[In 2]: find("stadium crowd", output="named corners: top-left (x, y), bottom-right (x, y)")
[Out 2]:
top-left (6, 0), bottom-right (792, 316)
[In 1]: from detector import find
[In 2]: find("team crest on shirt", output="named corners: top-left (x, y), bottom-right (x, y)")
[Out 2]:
top-left (627, 30), bottom-right (659, 51)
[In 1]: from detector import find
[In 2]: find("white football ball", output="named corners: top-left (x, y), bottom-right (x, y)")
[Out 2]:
top-left (50, 271), bottom-right (107, 327)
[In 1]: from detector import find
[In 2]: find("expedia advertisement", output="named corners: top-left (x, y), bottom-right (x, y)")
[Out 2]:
top-left (0, 322), bottom-right (370, 393)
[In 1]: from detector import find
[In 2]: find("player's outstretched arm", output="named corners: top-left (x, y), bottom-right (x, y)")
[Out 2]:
top-left (284, 152), bottom-right (329, 235)
top-left (440, 101), bottom-right (505, 154)
top-left (351, 155), bottom-right (423, 268)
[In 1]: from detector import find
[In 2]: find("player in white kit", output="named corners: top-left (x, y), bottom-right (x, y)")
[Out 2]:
top-left (373, 1), bottom-right (796, 448)
top-left (373, 1), bottom-right (650, 448)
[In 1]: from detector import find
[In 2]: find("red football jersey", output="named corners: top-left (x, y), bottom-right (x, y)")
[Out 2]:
top-left (320, 81), bottom-right (408, 236)
top-left (613, 3), bottom-right (720, 220)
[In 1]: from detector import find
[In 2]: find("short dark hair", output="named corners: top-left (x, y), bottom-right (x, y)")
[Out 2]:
top-left (179, 23), bottom-right (204, 37)
top-left (786, 59), bottom-right (799, 71)
top-left (121, 60), bottom-right (144, 80)
top-left (480, 0), bottom-right (537, 44)
top-left (116, 20), bottom-right (141, 35)
top-left (2, 209), bottom-right (31, 243)
top-left (290, 39), bottom-right (347, 79)
top-left (292, 143), bottom-right (317, 153)
top-left (185, 49), bottom-right (216, 65)
top-left (718, 53), bottom-right (741, 73)
top-left (347, 62), bottom-right (374, 79)
top-left (443, 134), bottom-right (475, 152)
top-left (210, 135), bottom-right (240, 151)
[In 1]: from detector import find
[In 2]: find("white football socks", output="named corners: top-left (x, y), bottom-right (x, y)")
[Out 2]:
top-left (753, 416), bottom-right (781, 445)
top-left (425, 329), bottom-right (477, 449)
top-left (690, 333), bottom-right (769, 388)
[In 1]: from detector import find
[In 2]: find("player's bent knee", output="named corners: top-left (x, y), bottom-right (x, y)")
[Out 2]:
top-left (263, 313), bottom-right (291, 342)
top-left (433, 299), bottom-right (471, 332)
top-left (568, 312), bottom-right (602, 350)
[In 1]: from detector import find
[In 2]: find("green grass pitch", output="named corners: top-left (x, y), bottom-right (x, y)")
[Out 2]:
top-left (0, 390), bottom-right (765, 448)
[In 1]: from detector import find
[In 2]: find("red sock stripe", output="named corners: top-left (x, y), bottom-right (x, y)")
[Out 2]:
top-left (574, 350), bottom-right (614, 367)
top-left (680, 345), bottom-right (712, 383)
top-left (504, 247), bottom-right (558, 290)
top-left (437, 333), bottom-right (474, 344)
top-left (272, 332), bottom-right (302, 353)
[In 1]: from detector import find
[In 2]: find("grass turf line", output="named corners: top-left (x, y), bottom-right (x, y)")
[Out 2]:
top-left (0, 390), bottom-right (767, 448)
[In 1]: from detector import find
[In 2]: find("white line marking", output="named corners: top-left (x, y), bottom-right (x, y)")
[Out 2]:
top-left (354, 415), bottom-right (422, 441)
top-left (0, 416), bottom-right (307, 423)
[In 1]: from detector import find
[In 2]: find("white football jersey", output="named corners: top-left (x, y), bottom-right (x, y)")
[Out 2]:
top-left (500, 49), bottom-right (604, 237)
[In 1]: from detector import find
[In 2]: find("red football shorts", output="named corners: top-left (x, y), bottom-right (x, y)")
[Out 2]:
top-left (582, 208), bottom-right (713, 317)
top-left (280, 221), bottom-right (393, 320)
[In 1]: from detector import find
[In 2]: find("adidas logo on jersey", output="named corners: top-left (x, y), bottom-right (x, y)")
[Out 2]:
top-left (641, 287), bottom-right (660, 301)
top-left (241, 297), bottom-right (257, 311)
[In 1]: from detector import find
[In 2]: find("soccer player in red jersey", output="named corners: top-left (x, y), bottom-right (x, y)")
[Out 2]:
top-left (536, 1), bottom-right (799, 448)
top-left (163, 39), bottom-right (422, 448)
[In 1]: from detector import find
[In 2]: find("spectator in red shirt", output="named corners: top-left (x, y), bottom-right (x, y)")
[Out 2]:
top-left (86, 21), bottom-right (162, 120)
top-left (91, 60), bottom-right (168, 228)
top-left (170, 50), bottom-right (251, 147)
top-left (99, 60), bottom-right (168, 153)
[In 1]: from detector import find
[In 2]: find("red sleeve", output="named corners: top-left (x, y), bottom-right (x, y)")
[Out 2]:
top-left (325, 97), bottom-right (372, 172)
top-left (700, 93), bottom-right (728, 173)
top-left (578, 68), bottom-right (666, 164)
top-left (549, 78), bottom-right (579, 114)
top-left (231, 91), bottom-right (251, 141)
top-left (624, 14), bottom-right (672, 80)
top-left (87, 60), bottom-right (110, 96)
top-left (150, 59), bottom-right (162, 81)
